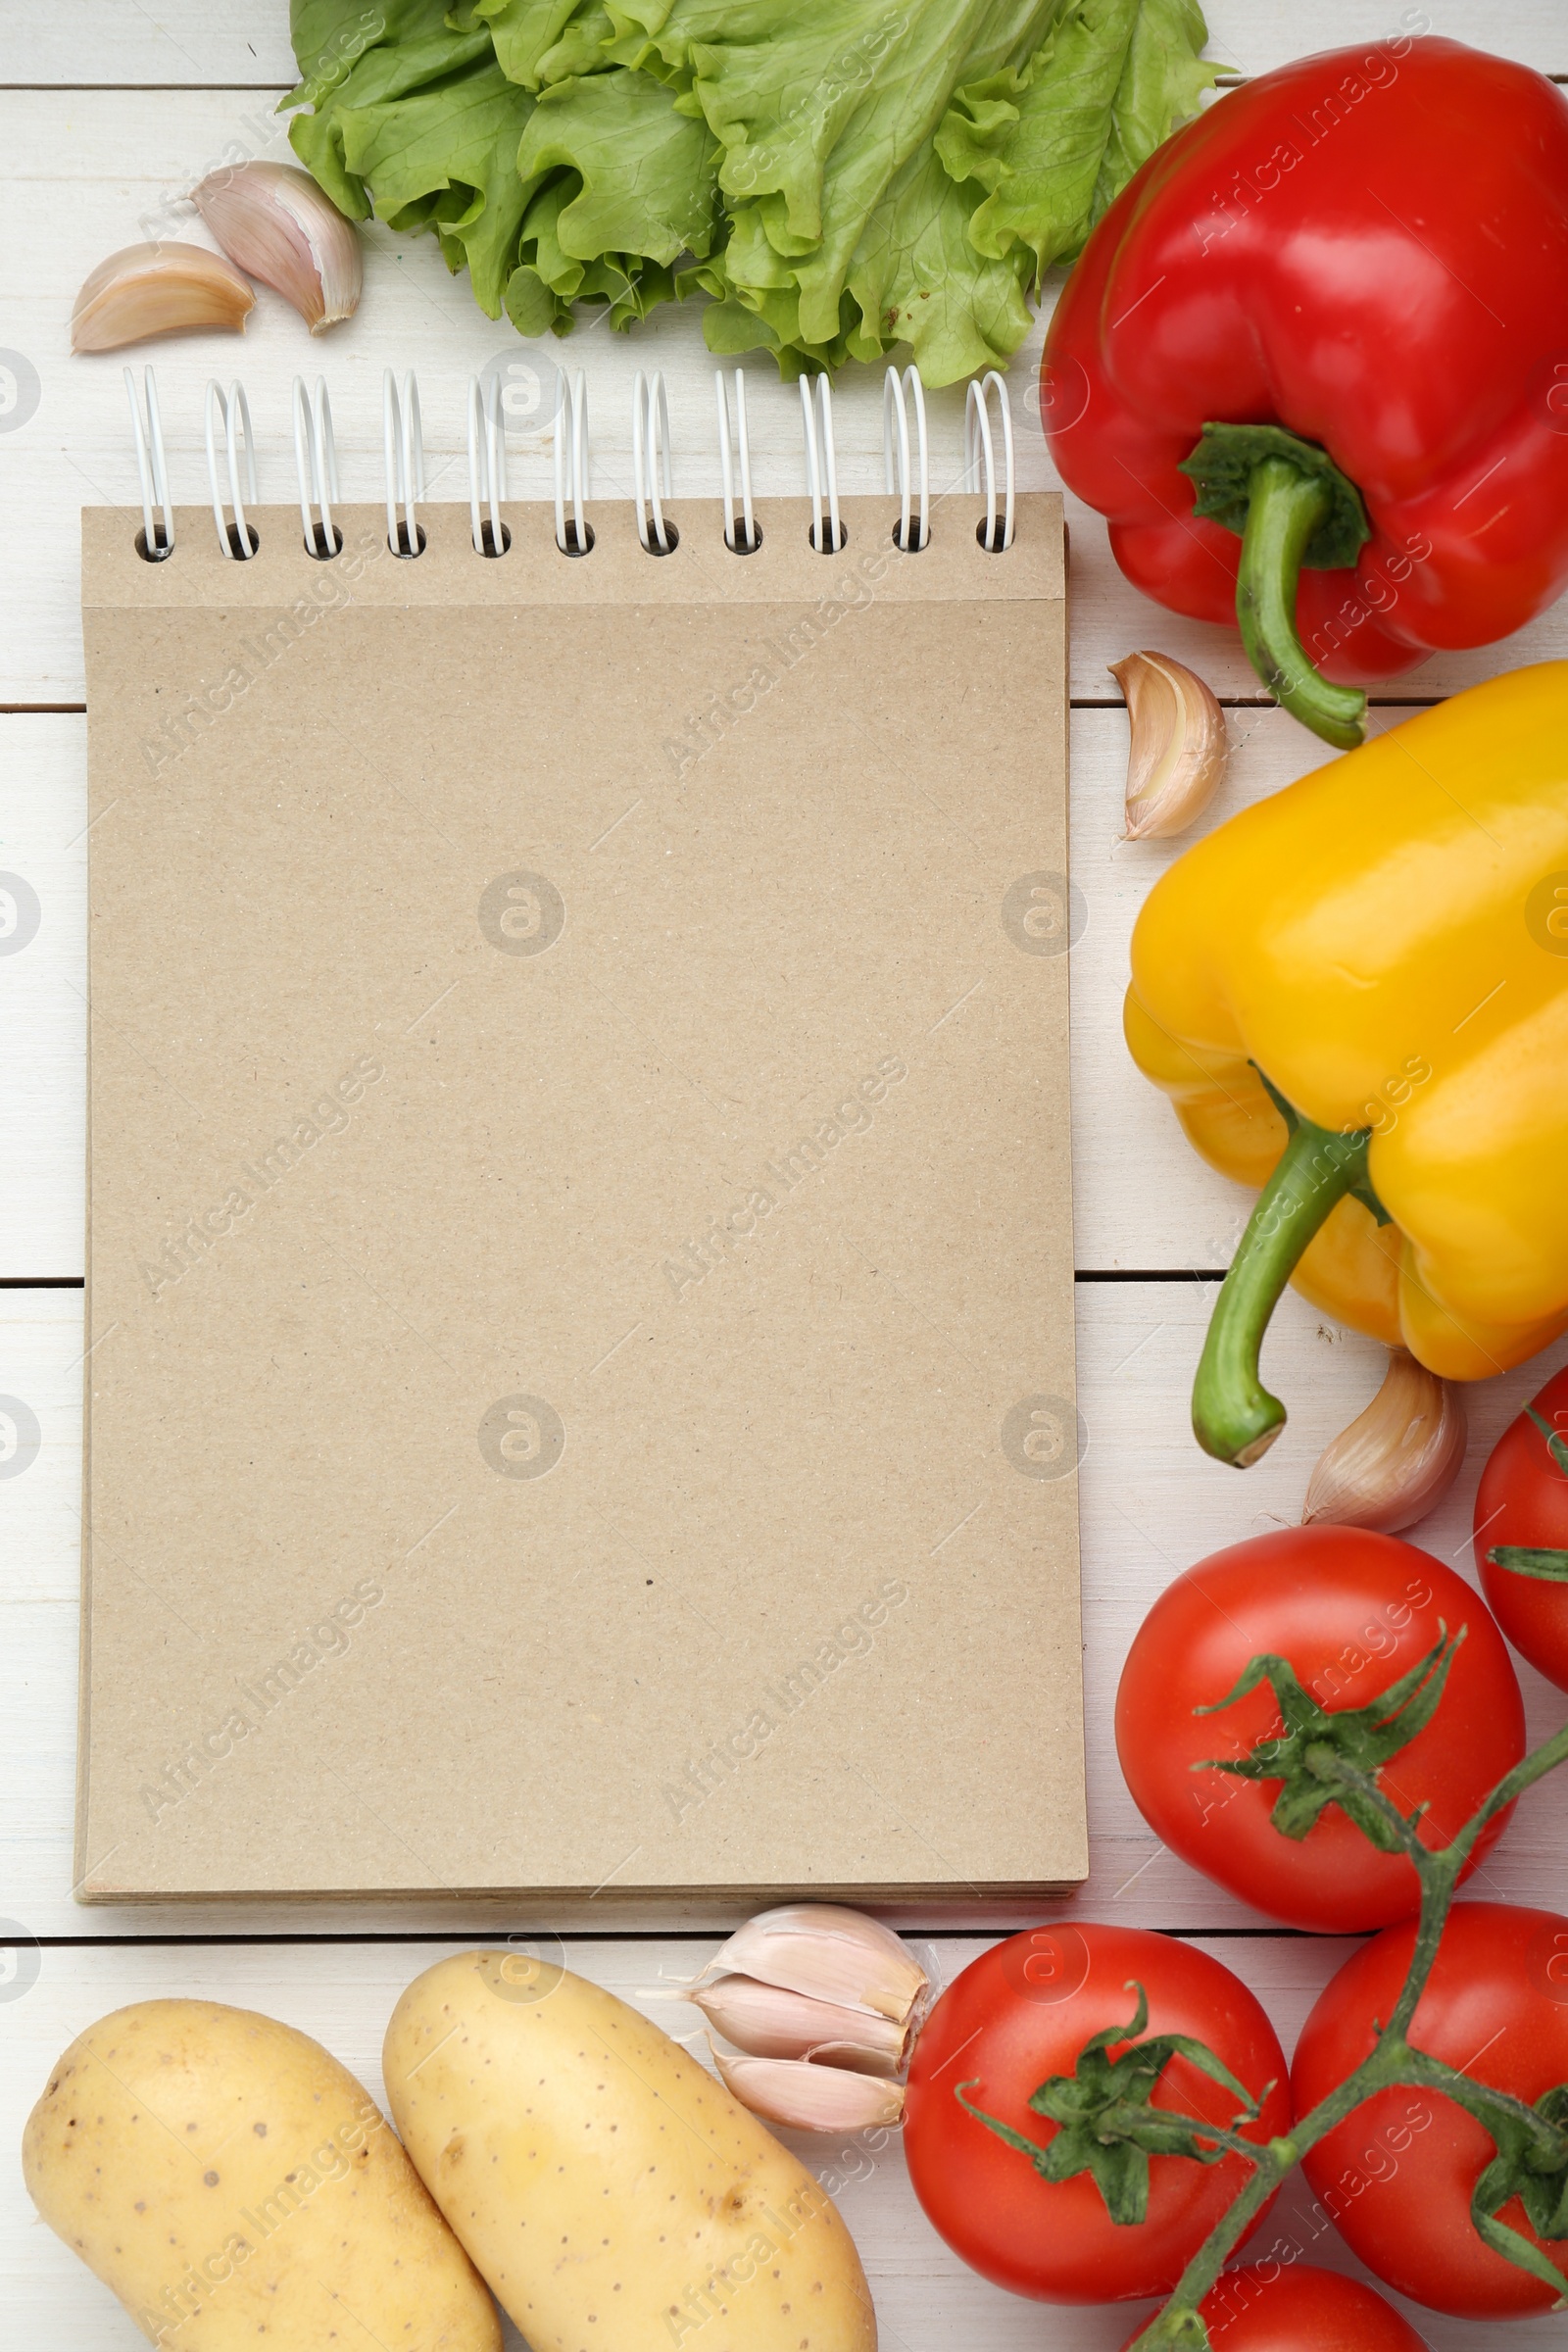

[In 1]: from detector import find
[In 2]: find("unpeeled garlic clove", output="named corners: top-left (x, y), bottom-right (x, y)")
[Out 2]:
top-left (193, 161), bottom-right (362, 333)
top-left (691, 1974), bottom-right (910, 2076)
top-left (71, 243), bottom-right (255, 355)
top-left (1302, 1348), bottom-right (1467, 1534)
top-left (701, 1905), bottom-right (928, 2028)
top-left (710, 2047), bottom-right (906, 2132)
top-left (1110, 651), bottom-right (1228, 841)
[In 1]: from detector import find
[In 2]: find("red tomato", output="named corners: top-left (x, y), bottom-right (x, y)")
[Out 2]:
top-left (1294, 1902), bottom-right (1568, 2318)
top-left (903, 1923), bottom-right (1291, 2303)
top-left (1115, 1528), bottom-right (1524, 1931)
top-left (1118, 2263), bottom-right (1430, 2348)
top-left (1475, 1362), bottom-right (1568, 1690)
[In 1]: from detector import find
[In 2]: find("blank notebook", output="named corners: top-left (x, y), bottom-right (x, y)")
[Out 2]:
top-left (75, 480), bottom-right (1084, 1907)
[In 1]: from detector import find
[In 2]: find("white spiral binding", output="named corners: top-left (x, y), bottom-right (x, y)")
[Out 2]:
top-left (714, 368), bottom-right (758, 554)
top-left (383, 368), bottom-right (424, 557)
top-left (632, 370), bottom-right (673, 554)
top-left (554, 368), bottom-right (590, 555)
top-left (882, 364), bottom-right (929, 552)
top-left (466, 371), bottom-right (509, 557)
top-left (204, 377), bottom-right (258, 560)
top-left (123, 366), bottom-right (172, 560)
top-left (800, 373), bottom-right (842, 553)
top-left (964, 370), bottom-right (1014, 552)
top-left (292, 375), bottom-right (339, 558)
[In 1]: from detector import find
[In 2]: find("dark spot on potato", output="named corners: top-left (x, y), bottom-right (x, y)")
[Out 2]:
top-left (254, 2122), bottom-right (268, 2136)
top-left (204, 2172), bottom-right (220, 2186)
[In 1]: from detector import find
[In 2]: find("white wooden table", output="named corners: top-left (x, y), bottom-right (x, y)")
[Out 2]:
top-left (4, 8), bottom-right (1567, 2344)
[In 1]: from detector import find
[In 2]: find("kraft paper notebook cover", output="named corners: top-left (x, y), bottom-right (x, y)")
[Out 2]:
top-left (75, 462), bottom-right (1084, 1906)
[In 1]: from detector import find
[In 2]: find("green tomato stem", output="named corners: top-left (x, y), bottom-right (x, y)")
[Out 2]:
top-left (1130, 1723), bottom-right (1568, 2345)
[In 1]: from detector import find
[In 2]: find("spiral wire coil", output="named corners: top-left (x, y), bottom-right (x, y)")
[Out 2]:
top-left (964, 370), bottom-right (1015, 553)
top-left (125, 366), bottom-right (1007, 564)
top-left (292, 374), bottom-right (340, 558)
top-left (632, 370), bottom-right (674, 554)
top-left (800, 373), bottom-right (842, 554)
top-left (882, 365), bottom-right (930, 552)
top-left (554, 368), bottom-right (590, 555)
top-left (714, 368), bottom-right (758, 554)
top-left (383, 368), bottom-right (424, 557)
top-left (123, 365), bottom-right (173, 561)
top-left (204, 377), bottom-right (258, 560)
top-left (467, 371), bottom-right (509, 557)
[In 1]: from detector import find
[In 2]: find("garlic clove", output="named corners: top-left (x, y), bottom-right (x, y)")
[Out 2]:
top-left (710, 2048), bottom-right (906, 2132)
top-left (701, 1905), bottom-right (928, 2028)
top-left (193, 161), bottom-right (362, 333)
top-left (1302, 1348), bottom-right (1467, 1534)
top-left (1110, 651), bottom-right (1228, 841)
top-left (690, 1974), bottom-right (910, 2076)
top-left (71, 243), bottom-right (255, 355)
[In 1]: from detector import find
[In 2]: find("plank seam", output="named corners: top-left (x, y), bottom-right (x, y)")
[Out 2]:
top-left (0, 1272), bottom-right (1249, 1289)
top-left (3, 1925), bottom-right (1325, 1946)
top-left (1076, 1268), bottom-right (1227, 1283)
top-left (0, 699), bottom-right (1446, 717)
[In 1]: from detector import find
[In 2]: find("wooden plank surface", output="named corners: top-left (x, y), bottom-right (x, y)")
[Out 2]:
top-left (7, 84), bottom-right (1568, 705)
top-left (0, 703), bottom-right (1359, 1281)
top-left (5, 8), bottom-right (1568, 2347)
top-left (7, 1278), bottom-right (1568, 1938)
top-left (3, 1), bottom-right (1562, 83)
top-left (5, 1933), bottom-right (1568, 2352)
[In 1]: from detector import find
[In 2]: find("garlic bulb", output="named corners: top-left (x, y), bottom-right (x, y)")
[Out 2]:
top-left (1302, 1348), bottom-right (1467, 1533)
top-left (193, 162), bottom-right (362, 333)
top-left (701, 1904), bottom-right (928, 2028)
top-left (71, 243), bottom-right (254, 354)
top-left (710, 2049), bottom-right (906, 2132)
top-left (1110, 651), bottom-right (1228, 841)
top-left (691, 1974), bottom-right (911, 2077)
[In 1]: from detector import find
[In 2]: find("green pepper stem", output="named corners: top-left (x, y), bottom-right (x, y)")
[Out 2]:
top-left (1193, 1112), bottom-right (1373, 1467)
top-left (1236, 459), bottom-right (1367, 750)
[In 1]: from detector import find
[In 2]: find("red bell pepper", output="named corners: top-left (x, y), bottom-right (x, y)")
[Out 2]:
top-left (1040, 36), bottom-right (1568, 747)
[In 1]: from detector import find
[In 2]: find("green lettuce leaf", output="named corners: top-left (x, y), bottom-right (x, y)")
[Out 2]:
top-left (847, 143), bottom-right (1035, 381)
top-left (938, 0), bottom-right (1219, 275)
top-left (285, 0), bottom-right (495, 215)
top-left (503, 75), bottom-right (711, 337)
top-left (284, 0), bottom-right (1215, 384)
top-left (676, 0), bottom-right (1056, 365)
top-left (462, 0), bottom-right (619, 89)
top-left (1091, 0), bottom-right (1218, 223)
top-left (514, 67), bottom-right (721, 265)
top-left (336, 59), bottom-right (542, 315)
top-left (286, 0), bottom-right (480, 109)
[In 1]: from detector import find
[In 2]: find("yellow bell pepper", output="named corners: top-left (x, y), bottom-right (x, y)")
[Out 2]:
top-left (1124, 662), bottom-right (1568, 1465)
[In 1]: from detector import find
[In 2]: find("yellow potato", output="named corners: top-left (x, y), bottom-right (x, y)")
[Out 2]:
top-left (22, 1997), bottom-right (501, 2350)
top-left (384, 1950), bottom-right (878, 2352)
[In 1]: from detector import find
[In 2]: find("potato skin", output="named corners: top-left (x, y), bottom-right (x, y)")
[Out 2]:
top-left (22, 1998), bottom-right (501, 2350)
top-left (384, 1951), bottom-right (878, 2352)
